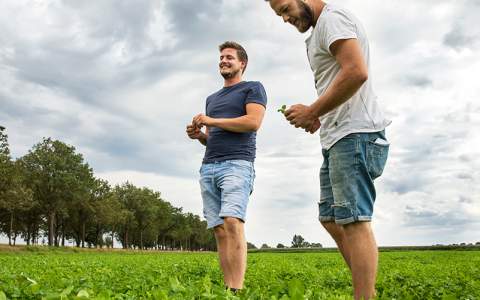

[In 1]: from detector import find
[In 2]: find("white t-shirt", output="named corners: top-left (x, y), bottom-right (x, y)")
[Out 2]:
top-left (305, 4), bottom-right (391, 150)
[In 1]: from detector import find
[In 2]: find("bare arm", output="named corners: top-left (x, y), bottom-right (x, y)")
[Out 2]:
top-left (309, 38), bottom-right (368, 117)
top-left (194, 103), bottom-right (266, 133)
top-left (284, 38), bottom-right (368, 130)
top-left (198, 127), bottom-right (208, 146)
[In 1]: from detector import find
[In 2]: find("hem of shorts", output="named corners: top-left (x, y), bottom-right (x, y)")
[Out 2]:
top-left (321, 124), bottom-right (391, 151)
top-left (335, 216), bottom-right (372, 225)
top-left (206, 219), bottom-right (225, 229)
top-left (219, 213), bottom-right (245, 223)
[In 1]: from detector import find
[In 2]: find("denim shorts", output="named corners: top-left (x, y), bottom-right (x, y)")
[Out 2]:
top-left (199, 160), bottom-right (255, 229)
top-left (319, 130), bottom-right (389, 225)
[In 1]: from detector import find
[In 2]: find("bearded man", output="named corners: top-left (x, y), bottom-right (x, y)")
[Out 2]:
top-left (265, 1), bottom-right (391, 299)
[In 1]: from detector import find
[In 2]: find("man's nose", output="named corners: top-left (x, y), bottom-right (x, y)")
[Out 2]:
top-left (282, 14), bottom-right (290, 23)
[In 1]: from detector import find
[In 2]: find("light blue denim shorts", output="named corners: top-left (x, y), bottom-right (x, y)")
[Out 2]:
top-left (199, 160), bottom-right (255, 229)
top-left (319, 130), bottom-right (389, 225)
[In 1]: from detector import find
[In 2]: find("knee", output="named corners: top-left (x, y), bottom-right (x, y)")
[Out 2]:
top-left (214, 225), bottom-right (227, 241)
top-left (223, 217), bottom-right (243, 236)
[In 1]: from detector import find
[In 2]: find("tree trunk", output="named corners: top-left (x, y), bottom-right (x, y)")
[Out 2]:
top-left (124, 227), bottom-right (129, 249)
top-left (95, 224), bottom-right (101, 248)
top-left (81, 221), bottom-right (86, 248)
top-left (61, 219), bottom-right (65, 246)
top-left (140, 230), bottom-right (143, 250)
top-left (111, 228), bottom-right (115, 249)
top-left (8, 211), bottom-right (13, 246)
top-left (48, 211), bottom-right (55, 246)
top-left (32, 225), bottom-right (37, 245)
top-left (54, 214), bottom-right (61, 247)
top-left (26, 226), bottom-right (31, 246)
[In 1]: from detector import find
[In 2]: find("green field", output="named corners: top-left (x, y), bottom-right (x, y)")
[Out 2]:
top-left (0, 249), bottom-right (479, 299)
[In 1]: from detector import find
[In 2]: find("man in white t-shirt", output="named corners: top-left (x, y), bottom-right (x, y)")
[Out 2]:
top-left (266, 0), bottom-right (391, 299)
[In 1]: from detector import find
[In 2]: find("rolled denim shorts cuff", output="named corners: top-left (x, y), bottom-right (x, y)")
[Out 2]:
top-left (207, 219), bottom-right (225, 229)
top-left (219, 212), bottom-right (245, 223)
top-left (335, 216), bottom-right (372, 225)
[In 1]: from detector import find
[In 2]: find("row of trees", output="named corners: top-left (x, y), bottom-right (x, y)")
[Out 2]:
top-left (0, 127), bottom-right (216, 250)
top-left (249, 235), bottom-right (323, 250)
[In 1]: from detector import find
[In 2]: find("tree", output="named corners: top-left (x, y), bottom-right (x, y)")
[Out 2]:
top-left (247, 242), bottom-right (257, 250)
top-left (291, 234), bottom-right (306, 248)
top-left (0, 129), bottom-right (35, 246)
top-left (20, 138), bottom-right (93, 246)
top-left (114, 183), bottom-right (139, 249)
top-left (1, 133), bottom-right (217, 251)
top-left (261, 243), bottom-right (271, 249)
top-left (89, 180), bottom-right (122, 248)
top-left (0, 127), bottom-right (13, 193)
top-left (0, 127), bottom-right (14, 244)
top-left (276, 243), bottom-right (286, 249)
top-left (0, 161), bottom-right (34, 246)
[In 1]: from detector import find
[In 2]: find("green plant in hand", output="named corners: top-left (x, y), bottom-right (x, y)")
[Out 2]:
top-left (277, 105), bottom-right (287, 114)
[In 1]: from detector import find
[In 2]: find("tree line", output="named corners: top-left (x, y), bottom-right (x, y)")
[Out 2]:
top-left (0, 127), bottom-right (216, 251)
top-left (248, 234), bottom-right (323, 250)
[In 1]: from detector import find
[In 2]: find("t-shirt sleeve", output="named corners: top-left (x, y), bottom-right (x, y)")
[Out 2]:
top-left (245, 82), bottom-right (268, 108)
top-left (320, 10), bottom-right (358, 56)
top-left (205, 96), bottom-right (210, 115)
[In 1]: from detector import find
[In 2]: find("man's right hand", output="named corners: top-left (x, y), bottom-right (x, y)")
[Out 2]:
top-left (305, 119), bottom-right (321, 134)
top-left (186, 124), bottom-right (204, 140)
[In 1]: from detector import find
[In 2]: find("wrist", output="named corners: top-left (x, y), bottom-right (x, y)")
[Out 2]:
top-left (306, 105), bottom-right (318, 120)
top-left (207, 117), bottom-right (217, 127)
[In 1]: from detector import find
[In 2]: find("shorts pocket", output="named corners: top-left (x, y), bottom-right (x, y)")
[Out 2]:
top-left (229, 160), bottom-right (253, 169)
top-left (366, 139), bottom-right (389, 180)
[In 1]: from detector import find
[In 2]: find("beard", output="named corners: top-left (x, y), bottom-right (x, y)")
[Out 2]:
top-left (297, 0), bottom-right (315, 32)
top-left (219, 64), bottom-right (241, 79)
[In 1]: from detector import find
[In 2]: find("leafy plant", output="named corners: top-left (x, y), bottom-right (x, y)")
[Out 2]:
top-left (0, 250), bottom-right (478, 299)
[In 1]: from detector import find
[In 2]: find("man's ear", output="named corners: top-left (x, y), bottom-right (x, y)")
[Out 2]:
top-left (241, 61), bottom-right (247, 73)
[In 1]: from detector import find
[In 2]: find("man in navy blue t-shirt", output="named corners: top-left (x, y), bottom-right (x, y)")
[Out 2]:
top-left (186, 41), bottom-right (267, 292)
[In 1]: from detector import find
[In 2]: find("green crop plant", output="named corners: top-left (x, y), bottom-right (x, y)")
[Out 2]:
top-left (0, 250), bottom-right (478, 299)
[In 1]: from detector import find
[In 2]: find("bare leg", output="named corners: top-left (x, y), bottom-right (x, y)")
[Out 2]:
top-left (321, 221), bottom-right (352, 270)
top-left (222, 217), bottom-right (247, 289)
top-left (214, 225), bottom-right (232, 287)
top-left (344, 222), bottom-right (378, 300)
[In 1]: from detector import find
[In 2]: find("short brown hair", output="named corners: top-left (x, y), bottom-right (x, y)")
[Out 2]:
top-left (218, 41), bottom-right (248, 73)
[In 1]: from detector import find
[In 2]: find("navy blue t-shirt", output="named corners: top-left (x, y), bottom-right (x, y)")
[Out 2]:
top-left (203, 81), bottom-right (268, 163)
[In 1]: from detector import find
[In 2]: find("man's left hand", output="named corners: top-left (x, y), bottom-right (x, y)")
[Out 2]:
top-left (284, 104), bottom-right (318, 130)
top-left (193, 114), bottom-right (214, 128)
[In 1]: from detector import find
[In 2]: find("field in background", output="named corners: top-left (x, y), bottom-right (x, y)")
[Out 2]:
top-left (0, 249), bottom-right (479, 299)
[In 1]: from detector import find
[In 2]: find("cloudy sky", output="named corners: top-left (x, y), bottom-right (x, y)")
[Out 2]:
top-left (1, 0), bottom-right (479, 247)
